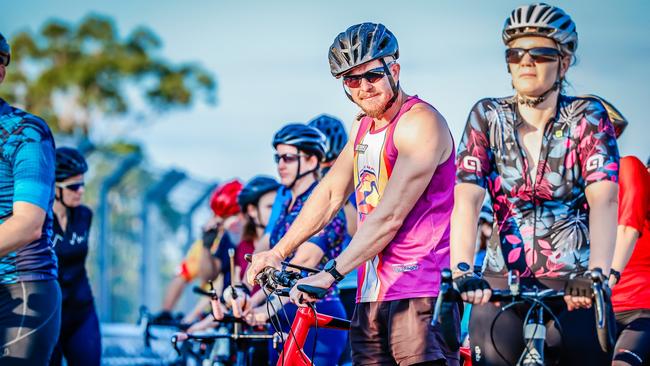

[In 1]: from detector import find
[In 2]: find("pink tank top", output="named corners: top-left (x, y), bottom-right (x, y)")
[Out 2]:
top-left (353, 96), bottom-right (455, 302)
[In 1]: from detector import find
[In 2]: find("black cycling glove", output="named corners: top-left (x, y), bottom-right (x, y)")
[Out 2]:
top-left (202, 228), bottom-right (219, 249)
top-left (453, 273), bottom-right (491, 294)
top-left (565, 273), bottom-right (594, 297)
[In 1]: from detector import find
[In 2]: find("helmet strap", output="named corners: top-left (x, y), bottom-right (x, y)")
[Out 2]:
top-left (55, 187), bottom-right (72, 209)
top-left (288, 157), bottom-right (319, 190)
top-left (253, 208), bottom-right (266, 230)
top-left (380, 58), bottom-right (400, 114)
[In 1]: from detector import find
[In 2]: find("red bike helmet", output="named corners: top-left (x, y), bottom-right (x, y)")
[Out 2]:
top-left (210, 179), bottom-right (243, 217)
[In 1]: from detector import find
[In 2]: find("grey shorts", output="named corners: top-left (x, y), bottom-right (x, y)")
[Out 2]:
top-left (350, 296), bottom-right (460, 366)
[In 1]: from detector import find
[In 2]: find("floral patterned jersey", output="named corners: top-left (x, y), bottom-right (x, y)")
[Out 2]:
top-left (456, 95), bottom-right (619, 278)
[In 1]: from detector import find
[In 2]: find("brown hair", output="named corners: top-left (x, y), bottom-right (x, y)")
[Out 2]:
top-left (241, 211), bottom-right (258, 243)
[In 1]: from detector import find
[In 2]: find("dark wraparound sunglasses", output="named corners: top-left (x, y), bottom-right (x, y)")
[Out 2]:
top-left (56, 181), bottom-right (85, 191)
top-left (274, 153), bottom-right (309, 164)
top-left (505, 47), bottom-right (562, 64)
top-left (342, 66), bottom-right (387, 88)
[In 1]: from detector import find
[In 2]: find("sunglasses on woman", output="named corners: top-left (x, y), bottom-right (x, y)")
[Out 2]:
top-left (56, 181), bottom-right (85, 192)
top-left (505, 47), bottom-right (562, 64)
top-left (342, 66), bottom-right (387, 88)
top-left (274, 153), bottom-right (308, 164)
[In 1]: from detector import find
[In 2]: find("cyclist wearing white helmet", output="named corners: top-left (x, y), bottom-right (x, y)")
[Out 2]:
top-left (248, 22), bottom-right (457, 366)
top-left (452, 4), bottom-right (619, 364)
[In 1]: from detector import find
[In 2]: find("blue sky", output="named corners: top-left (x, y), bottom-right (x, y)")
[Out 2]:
top-left (3, 0), bottom-right (649, 181)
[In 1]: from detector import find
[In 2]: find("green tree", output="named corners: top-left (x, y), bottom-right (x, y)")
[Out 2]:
top-left (1, 14), bottom-right (216, 133)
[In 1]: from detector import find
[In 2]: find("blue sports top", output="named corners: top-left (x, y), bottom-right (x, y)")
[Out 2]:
top-left (0, 98), bottom-right (57, 284)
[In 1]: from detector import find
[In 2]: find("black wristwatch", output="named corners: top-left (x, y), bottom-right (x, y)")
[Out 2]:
top-left (324, 259), bottom-right (344, 283)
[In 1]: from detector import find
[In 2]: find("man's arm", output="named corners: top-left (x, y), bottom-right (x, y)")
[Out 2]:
top-left (246, 119), bottom-right (360, 284)
top-left (0, 202), bottom-right (47, 257)
top-left (335, 106), bottom-right (452, 275)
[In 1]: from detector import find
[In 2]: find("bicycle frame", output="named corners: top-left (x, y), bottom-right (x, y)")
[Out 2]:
top-left (276, 306), bottom-right (350, 366)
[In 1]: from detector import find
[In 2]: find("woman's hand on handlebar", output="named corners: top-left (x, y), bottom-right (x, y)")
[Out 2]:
top-left (245, 249), bottom-right (284, 286)
top-left (564, 274), bottom-right (594, 311)
top-left (453, 272), bottom-right (492, 305)
top-left (289, 271), bottom-right (334, 307)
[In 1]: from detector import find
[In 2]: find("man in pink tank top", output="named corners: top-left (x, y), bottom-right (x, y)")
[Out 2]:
top-left (247, 23), bottom-right (458, 365)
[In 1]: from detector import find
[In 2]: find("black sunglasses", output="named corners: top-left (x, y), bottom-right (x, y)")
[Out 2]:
top-left (56, 181), bottom-right (85, 192)
top-left (274, 153), bottom-right (308, 164)
top-left (342, 66), bottom-right (387, 88)
top-left (505, 47), bottom-right (562, 64)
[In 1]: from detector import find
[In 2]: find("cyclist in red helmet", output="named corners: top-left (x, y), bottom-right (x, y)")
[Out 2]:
top-left (156, 179), bottom-right (244, 324)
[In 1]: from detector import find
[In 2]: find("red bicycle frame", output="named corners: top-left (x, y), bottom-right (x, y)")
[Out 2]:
top-left (276, 306), bottom-right (349, 366)
top-left (275, 306), bottom-right (471, 366)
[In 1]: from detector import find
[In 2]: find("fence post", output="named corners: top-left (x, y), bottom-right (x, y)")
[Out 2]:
top-left (97, 152), bottom-right (142, 322)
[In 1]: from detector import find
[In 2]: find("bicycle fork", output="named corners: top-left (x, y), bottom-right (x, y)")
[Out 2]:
top-left (521, 305), bottom-right (545, 366)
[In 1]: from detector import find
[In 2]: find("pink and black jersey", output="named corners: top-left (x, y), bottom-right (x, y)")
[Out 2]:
top-left (456, 95), bottom-right (619, 279)
top-left (353, 96), bottom-right (455, 303)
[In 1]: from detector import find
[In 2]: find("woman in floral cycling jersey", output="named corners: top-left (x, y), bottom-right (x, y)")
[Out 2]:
top-left (450, 3), bottom-right (619, 365)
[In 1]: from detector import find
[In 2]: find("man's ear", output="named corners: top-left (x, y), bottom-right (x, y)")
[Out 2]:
top-left (0, 64), bottom-right (6, 84)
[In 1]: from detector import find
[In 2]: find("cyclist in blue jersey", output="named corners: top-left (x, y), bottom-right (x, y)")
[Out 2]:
top-left (0, 32), bottom-right (61, 366)
top-left (49, 148), bottom-right (100, 366)
top-left (244, 123), bottom-right (347, 365)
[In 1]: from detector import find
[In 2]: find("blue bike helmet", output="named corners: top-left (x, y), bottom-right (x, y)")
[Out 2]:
top-left (272, 123), bottom-right (327, 161)
top-left (238, 175), bottom-right (280, 211)
top-left (308, 114), bottom-right (348, 163)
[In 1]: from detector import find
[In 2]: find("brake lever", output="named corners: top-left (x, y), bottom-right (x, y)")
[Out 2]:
top-left (590, 268), bottom-right (605, 328)
top-left (432, 268), bottom-right (454, 325)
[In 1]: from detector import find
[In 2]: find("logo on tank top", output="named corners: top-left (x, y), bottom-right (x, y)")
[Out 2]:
top-left (355, 143), bottom-right (368, 153)
top-left (356, 168), bottom-right (380, 215)
top-left (391, 262), bottom-right (420, 273)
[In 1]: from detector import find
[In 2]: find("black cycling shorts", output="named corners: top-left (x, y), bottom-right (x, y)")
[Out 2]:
top-left (0, 280), bottom-right (62, 366)
top-left (468, 276), bottom-right (613, 366)
top-left (614, 309), bottom-right (650, 366)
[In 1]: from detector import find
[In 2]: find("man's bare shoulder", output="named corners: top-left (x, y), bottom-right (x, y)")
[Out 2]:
top-left (395, 102), bottom-right (449, 145)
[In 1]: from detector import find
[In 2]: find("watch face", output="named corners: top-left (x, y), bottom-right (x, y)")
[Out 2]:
top-left (325, 259), bottom-right (335, 271)
top-left (457, 262), bottom-right (470, 272)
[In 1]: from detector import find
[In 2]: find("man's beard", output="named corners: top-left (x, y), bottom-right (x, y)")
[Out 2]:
top-left (354, 95), bottom-right (386, 118)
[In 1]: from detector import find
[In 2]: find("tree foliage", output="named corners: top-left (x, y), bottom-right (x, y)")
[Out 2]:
top-left (1, 14), bottom-right (216, 133)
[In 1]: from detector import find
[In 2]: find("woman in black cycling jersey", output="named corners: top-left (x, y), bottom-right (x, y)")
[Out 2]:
top-left (451, 3), bottom-right (619, 365)
top-left (49, 147), bottom-right (101, 366)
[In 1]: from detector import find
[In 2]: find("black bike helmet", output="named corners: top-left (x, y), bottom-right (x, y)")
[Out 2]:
top-left (328, 22), bottom-right (398, 78)
top-left (308, 114), bottom-right (348, 163)
top-left (272, 123), bottom-right (327, 161)
top-left (0, 32), bottom-right (10, 66)
top-left (238, 175), bottom-right (280, 211)
top-left (503, 3), bottom-right (578, 54)
top-left (55, 147), bottom-right (88, 182)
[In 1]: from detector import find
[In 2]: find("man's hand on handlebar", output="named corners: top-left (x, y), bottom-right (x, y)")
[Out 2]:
top-left (289, 271), bottom-right (334, 307)
top-left (245, 250), bottom-right (284, 286)
top-left (453, 272), bottom-right (492, 305)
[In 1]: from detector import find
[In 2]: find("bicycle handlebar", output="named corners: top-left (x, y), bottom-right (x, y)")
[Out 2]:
top-left (432, 268), bottom-right (614, 353)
